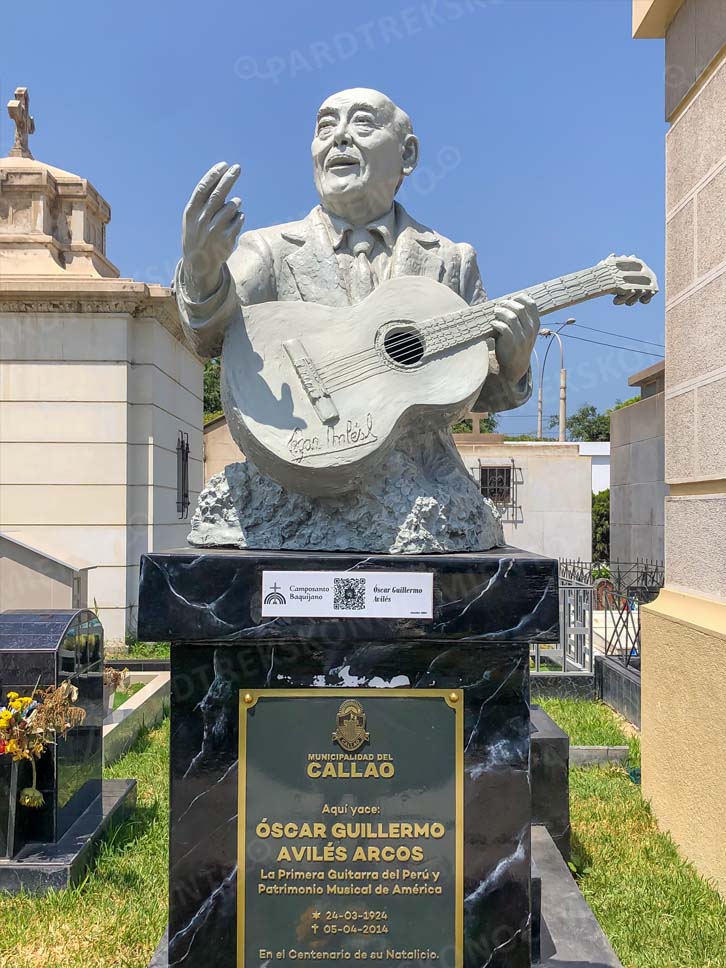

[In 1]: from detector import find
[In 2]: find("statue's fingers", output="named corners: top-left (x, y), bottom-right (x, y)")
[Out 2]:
top-left (221, 212), bottom-right (245, 240)
top-left (210, 199), bottom-right (242, 230)
top-left (205, 165), bottom-right (242, 219)
top-left (493, 306), bottom-right (519, 326)
top-left (187, 162), bottom-right (229, 213)
top-left (518, 293), bottom-right (540, 327)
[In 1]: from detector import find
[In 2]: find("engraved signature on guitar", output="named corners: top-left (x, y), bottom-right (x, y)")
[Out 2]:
top-left (287, 414), bottom-right (378, 463)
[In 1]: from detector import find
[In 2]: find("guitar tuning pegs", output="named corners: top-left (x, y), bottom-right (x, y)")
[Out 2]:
top-left (640, 292), bottom-right (653, 304)
top-left (625, 293), bottom-right (640, 307)
top-left (613, 294), bottom-right (627, 305)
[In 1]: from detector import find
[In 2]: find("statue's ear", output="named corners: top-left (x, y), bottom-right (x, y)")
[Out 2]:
top-left (402, 134), bottom-right (419, 177)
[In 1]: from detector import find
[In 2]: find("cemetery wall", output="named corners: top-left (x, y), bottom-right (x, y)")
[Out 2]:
top-left (635, 0), bottom-right (726, 898)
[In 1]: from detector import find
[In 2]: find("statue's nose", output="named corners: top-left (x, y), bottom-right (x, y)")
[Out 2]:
top-left (333, 125), bottom-right (352, 147)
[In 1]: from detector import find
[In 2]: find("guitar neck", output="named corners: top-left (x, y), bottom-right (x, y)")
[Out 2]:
top-left (424, 262), bottom-right (618, 355)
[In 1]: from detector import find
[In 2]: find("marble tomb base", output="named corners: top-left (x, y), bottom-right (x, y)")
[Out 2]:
top-left (138, 547), bottom-right (560, 968)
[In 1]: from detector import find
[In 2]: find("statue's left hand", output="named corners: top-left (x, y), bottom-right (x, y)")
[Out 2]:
top-left (490, 294), bottom-right (539, 382)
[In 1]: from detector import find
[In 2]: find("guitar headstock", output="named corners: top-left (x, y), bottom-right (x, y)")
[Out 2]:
top-left (599, 254), bottom-right (659, 306)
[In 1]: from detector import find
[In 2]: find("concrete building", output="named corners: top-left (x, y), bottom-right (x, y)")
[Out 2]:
top-left (610, 361), bottom-right (666, 563)
top-left (202, 416), bottom-right (594, 562)
top-left (578, 442), bottom-right (610, 494)
top-left (634, 0), bottom-right (726, 896)
top-left (0, 88), bottom-right (203, 641)
top-left (455, 437), bottom-right (593, 561)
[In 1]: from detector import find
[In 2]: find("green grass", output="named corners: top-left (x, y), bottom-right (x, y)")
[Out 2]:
top-left (537, 696), bottom-right (641, 766)
top-left (123, 637), bottom-right (171, 660)
top-left (2, 706), bottom-right (725, 968)
top-left (112, 682), bottom-right (145, 710)
top-left (0, 719), bottom-right (169, 968)
top-left (570, 765), bottom-right (726, 968)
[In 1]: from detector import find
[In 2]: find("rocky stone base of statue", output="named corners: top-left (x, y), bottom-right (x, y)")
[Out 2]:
top-left (187, 439), bottom-right (504, 554)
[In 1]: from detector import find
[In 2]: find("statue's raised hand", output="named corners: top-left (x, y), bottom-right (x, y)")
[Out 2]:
top-left (182, 162), bottom-right (244, 301)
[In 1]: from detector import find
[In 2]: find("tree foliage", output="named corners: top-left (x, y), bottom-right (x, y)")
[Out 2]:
top-left (204, 359), bottom-right (222, 417)
top-left (554, 396), bottom-right (642, 442)
top-left (592, 488), bottom-right (610, 563)
top-left (558, 403), bottom-right (611, 441)
top-left (451, 414), bottom-right (499, 434)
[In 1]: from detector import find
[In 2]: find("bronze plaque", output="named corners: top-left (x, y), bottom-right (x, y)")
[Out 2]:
top-left (238, 689), bottom-right (463, 967)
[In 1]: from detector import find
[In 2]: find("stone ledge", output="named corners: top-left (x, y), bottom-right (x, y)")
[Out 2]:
top-left (570, 745), bottom-right (629, 767)
top-left (103, 672), bottom-right (170, 765)
top-left (0, 779), bottom-right (136, 894)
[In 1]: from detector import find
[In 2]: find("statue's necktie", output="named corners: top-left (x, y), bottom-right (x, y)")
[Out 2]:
top-left (347, 229), bottom-right (376, 304)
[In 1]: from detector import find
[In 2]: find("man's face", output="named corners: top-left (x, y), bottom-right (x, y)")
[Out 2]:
top-left (311, 89), bottom-right (416, 220)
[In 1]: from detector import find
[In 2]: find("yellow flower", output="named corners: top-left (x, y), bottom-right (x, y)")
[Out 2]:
top-left (19, 786), bottom-right (44, 808)
top-left (20, 697), bottom-right (33, 707)
top-left (6, 692), bottom-right (18, 701)
top-left (9, 699), bottom-right (23, 711)
top-left (0, 710), bottom-right (12, 725)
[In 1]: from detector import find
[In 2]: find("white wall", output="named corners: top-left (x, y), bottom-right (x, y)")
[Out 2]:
top-left (457, 442), bottom-right (592, 560)
top-left (578, 442), bottom-right (611, 493)
top-left (0, 310), bottom-right (203, 642)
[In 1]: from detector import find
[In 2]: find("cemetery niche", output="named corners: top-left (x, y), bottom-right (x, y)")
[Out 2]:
top-left (0, 609), bottom-right (136, 892)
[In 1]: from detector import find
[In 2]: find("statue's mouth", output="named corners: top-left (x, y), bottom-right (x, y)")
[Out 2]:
top-left (326, 154), bottom-right (360, 171)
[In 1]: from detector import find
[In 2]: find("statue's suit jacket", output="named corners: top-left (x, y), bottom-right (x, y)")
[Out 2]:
top-left (175, 202), bottom-right (531, 413)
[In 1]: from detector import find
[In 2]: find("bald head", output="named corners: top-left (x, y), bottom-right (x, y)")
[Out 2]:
top-left (311, 88), bottom-right (419, 226)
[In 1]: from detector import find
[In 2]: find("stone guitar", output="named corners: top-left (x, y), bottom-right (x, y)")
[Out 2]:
top-left (222, 253), bottom-right (658, 496)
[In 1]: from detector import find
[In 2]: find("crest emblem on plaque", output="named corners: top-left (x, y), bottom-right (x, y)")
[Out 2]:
top-left (332, 699), bottom-right (370, 752)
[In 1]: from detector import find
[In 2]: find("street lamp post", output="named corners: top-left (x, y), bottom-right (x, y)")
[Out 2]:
top-left (532, 346), bottom-right (543, 440)
top-left (538, 318), bottom-right (575, 441)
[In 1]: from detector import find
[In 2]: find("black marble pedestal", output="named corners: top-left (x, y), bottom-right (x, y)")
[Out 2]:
top-left (138, 547), bottom-right (559, 968)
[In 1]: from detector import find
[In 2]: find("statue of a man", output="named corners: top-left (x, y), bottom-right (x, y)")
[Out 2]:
top-left (175, 88), bottom-right (540, 553)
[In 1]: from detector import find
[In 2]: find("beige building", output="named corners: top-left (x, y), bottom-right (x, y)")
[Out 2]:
top-left (0, 89), bottom-right (203, 641)
top-left (634, 1), bottom-right (726, 896)
top-left (203, 417), bottom-right (594, 561)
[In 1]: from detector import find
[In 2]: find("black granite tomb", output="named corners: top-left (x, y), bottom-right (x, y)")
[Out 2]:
top-left (0, 609), bottom-right (136, 892)
top-left (139, 546), bottom-right (558, 968)
top-left (530, 706), bottom-right (570, 861)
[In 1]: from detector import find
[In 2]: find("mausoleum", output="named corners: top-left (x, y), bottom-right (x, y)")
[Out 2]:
top-left (0, 88), bottom-right (203, 641)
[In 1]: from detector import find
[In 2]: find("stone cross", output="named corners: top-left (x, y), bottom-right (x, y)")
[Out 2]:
top-left (7, 87), bottom-right (35, 159)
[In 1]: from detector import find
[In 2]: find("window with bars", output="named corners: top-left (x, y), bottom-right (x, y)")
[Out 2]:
top-left (480, 465), bottom-right (513, 507)
top-left (176, 431), bottom-right (190, 519)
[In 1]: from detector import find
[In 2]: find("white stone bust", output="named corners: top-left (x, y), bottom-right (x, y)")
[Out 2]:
top-left (175, 89), bottom-right (540, 553)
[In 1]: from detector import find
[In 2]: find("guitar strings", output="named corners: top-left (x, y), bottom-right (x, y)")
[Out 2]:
top-left (322, 315), bottom-right (496, 391)
top-left (324, 327), bottom-right (491, 391)
top-left (315, 271), bottom-right (645, 391)
top-left (316, 277), bottom-right (562, 384)
top-left (324, 327), bottom-right (493, 393)
top-left (318, 310), bottom-right (488, 385)
top-left (314, 276), bottom-right (564, 381)
top-left (318, 305), bottom-right (490, 378)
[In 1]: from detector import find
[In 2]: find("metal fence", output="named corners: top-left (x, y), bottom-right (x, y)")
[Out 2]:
top-left (531, 560), bottom-right (664, 675)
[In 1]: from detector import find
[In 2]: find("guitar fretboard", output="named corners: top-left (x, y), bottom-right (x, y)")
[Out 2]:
top-left (422, 262), bottom-right (619, 357)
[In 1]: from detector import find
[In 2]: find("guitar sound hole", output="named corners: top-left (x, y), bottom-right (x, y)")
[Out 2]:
top-left (383, 327), bottom-right (425, 367)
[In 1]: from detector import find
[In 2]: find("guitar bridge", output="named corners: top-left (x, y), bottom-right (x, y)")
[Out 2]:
top-left (283, 338), bottom-right (339, 426)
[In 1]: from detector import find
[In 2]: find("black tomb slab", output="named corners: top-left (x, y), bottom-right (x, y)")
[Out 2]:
top-left (0, 609), bottom-right (136, 892)
top-left (138, 547), bottom-right (559, 968)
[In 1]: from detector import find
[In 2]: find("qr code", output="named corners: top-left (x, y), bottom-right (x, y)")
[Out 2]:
top-left (333, 577), bottom-right (366, 611)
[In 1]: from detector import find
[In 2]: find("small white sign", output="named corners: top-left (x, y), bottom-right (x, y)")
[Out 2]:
top-left (261, 570), bottom-right (433, 619)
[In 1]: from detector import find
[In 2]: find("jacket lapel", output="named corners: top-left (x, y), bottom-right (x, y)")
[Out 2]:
top-left (389, 203), bottom-right (445, 283)
top-left (283, 207), bottom-right (350, 306)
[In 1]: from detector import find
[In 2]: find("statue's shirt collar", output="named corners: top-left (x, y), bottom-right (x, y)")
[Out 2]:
top-left (321, 206), bottom-right (396, 253)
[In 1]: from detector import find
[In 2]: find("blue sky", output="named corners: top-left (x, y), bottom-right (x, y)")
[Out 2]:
top-left (2, 0), bottom-right (666, 433)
